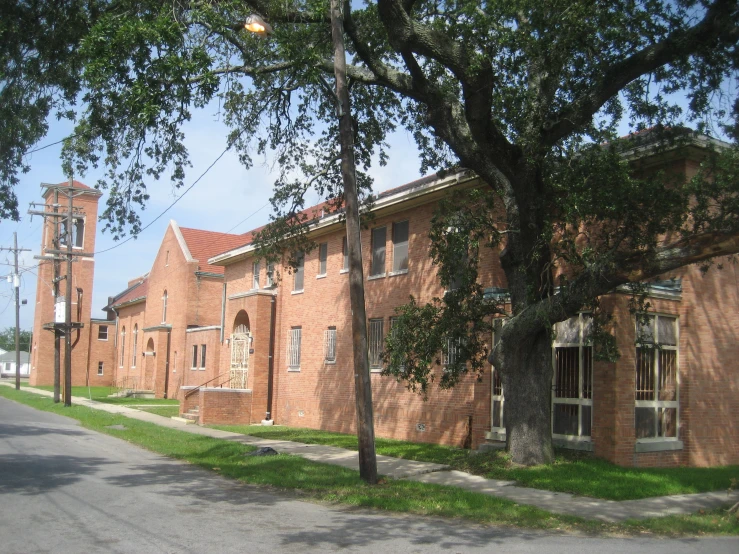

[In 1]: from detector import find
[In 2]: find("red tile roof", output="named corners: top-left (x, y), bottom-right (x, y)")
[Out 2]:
top-left (110, 277), bottom-right (148, 309)
top-left (178, 227), bottom-right (251, 274)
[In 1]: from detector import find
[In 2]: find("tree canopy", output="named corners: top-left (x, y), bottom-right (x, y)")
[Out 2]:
top-left (2, 0), bottom-right (738, 464)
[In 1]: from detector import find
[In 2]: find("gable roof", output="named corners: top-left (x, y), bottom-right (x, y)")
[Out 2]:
top-left (177, 226), bottom-right (249, 274)
top-left (42, 179), bottom-right (102, 199)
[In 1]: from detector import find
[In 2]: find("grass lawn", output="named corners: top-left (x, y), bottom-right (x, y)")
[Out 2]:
top-left (0, 386), bottom-right (736, 537)
top-left (212, 425), bottom-right (739, 501)
top-left (31, 385), bottom-right (179, 406)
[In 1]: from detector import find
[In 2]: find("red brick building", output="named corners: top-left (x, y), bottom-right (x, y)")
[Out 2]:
top-left (104, 221), bottom-right (246, 397)
top-left (88, 135), bottom-right (737, 468)
top-left (29, 180), bottom-right (115, 388)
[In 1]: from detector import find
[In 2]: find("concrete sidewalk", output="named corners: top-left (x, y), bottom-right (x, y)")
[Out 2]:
top-left (5, 383), bottom-right (738, 523)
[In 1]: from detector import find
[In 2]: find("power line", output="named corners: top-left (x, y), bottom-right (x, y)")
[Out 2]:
top-left (225, 201), bottom-right (271, 233)
top-left (95, 140), bottom-right (236, 255)
top-left (26, 135), bottom-right (77, 155)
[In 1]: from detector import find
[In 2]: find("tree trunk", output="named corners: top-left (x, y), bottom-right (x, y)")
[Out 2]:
top-left (502, 328), bottom-right (554, 466)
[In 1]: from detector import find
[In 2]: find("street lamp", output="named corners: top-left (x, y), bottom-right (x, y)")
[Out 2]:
top-left (244, 8), bottom-right (378, 484)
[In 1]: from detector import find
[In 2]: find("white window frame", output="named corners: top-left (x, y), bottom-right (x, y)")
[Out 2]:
top-left (266, 262), bottom-right (275, 287)
top-left (191, 345), bottom-right (198, 370)
top-left (324, 327), bottom-right (337, 363)
top-left (368, 318), bottom-right (384, 371)
top-left (97, 361), bottom-right (104, 376)
top-left (491, 322), bottom-right (505, 436)
top-left (293, 253), bottom-right (304, 293)
top-left (161, 291), bottom-right (168, 323)
top-left (552, 314), bottom-right (593, 442)
top-left (119, 328), bottom-right (126, 367)
top-left (369, 227), bottom-right (386, 278)
top-left (200, 344), bottom-right (207, 370)
top-left (391, 220), bottom-right (409, 274)
top-left (317, 242), bottom-right (328, 277)
top-left (252, 260), bottom-right (260, 290)
top-left (131, 325), bottom-right (138, 368)
top-left (288, 327), bottom-right (302, 370)
top-left (635, 314), bottom-right (680, 443)
top-left (98, 325), bottom-right (108, 341)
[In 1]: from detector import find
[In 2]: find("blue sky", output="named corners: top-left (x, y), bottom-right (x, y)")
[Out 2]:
top-left (0, 103), bottom-right (425, 332)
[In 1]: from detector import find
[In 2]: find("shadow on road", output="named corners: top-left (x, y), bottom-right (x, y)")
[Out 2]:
top-left (0, 453), bottom-right (114, 495)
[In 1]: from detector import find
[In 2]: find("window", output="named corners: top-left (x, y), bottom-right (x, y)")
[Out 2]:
top-left (318, 242), bottom-right (328, 277)
top-left (370, 227), bottom-right (386, 277)
top-left (266, 262), bottom-right (275, 287)
top-left (342, 237), bottom-right (349, 272)
top-left (161, 290), bottom-right (168, 323)
top-left (191, 345), bottom-right (198, 369)
top-left (132, 325), bottom-right (138, 368)
top-left (200, 344), bottom-right (207, 370)
top-left (392, 221), bottom-right (409, 273)
top-left (293, 253), bottom-right (304, 292)
top-left (97, 362), bottom-right (104, 376)
top-left (490, 320), bottom-right (506, 434)
top-left (252, 260), bottom-right (260, 289)
top-left (552, 314), bottom-right (593, 439)
top-left (635, 315), bottom-right (678, 440)
top-left (119, 328), bottom-right (126, 367)
top-left (98, 325), bottom-right (108, 341)
top-left (368, 318), bottom-right (384, 370)
top-left (59, 217), bottom-right (84, 248)
top-left (324, 327), bottom-right (337, 363)
top-left (288, 327), bottom-right (302, 369)
top-left (442, 337), bottom-right (463, 367)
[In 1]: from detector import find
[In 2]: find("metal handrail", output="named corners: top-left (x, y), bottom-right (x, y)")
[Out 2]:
top-left (184, 371), bottom-right (232, 399)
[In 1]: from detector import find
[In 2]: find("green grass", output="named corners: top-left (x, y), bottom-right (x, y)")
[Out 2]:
top-left (213, 424), bottom-right (739, 501)
top-left (1, 386), bottom-right (736, 537)
top-left (135, 405), bottom-right (180, 418)
top-left (31, 385), bottom-right (179, 406)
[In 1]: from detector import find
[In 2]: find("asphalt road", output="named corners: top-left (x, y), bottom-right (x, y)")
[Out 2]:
top-left (0, 396), bottom-right (736, 554)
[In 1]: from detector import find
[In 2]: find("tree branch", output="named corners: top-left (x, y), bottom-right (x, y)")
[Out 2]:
top-left (542, 0), bottom-right (739, 146)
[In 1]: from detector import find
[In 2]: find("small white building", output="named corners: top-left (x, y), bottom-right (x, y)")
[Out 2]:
top-left (0, 351), bottom-right (30, 378)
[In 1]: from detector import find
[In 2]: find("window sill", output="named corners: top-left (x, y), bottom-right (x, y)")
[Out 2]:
top-left (287, 368), bottom-right (301, 372)
top-left (324, 360), bottom-right (336, 365)
top-left (291, 290), bottom-right (304, 295)
top-left (635, 440), bottom-right (684, 453)
top-left (485, 430), bottom-right (506, 441)
top-left (316, 274), bottom-right (327, 279)
top-left (98, 338), bottom-right (108, 342)
top-left (190, 367), bottom-right (198, 371)
top-left (339, 269), bottom-right (349, 274)
top-left (388, 269), bottom-right (409, 277)
top-left (367, 273), bottom-right (386, 281)
top-left (370, 368), bottom-right (383, 373)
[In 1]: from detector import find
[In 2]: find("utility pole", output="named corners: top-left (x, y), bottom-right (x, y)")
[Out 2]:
top-left (0, 235), bottom-right (31, 390)
top-left (30, 178), bottom-right (92, 406)
top-left (330, 0), bottom-right (377, 484)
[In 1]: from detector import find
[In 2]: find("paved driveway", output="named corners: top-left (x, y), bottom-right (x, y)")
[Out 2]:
top-left (0, 397), bottom-right (736, 554)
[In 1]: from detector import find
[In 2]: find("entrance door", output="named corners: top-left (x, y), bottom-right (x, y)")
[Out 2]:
top-left (230, 324), bottom-right (250, 389)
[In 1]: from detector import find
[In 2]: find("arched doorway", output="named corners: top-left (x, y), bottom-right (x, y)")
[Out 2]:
top-left (230, 310), bottom-right (251, 389)
top-left (144, 338), bottom-right (156, 391)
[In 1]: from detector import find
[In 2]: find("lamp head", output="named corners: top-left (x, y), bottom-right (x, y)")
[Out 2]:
top-left (245, 14), bottom-right (273, 36)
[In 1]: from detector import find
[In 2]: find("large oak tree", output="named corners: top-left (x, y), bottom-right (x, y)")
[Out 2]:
top-left (2, 0), bottom-right (738, 464)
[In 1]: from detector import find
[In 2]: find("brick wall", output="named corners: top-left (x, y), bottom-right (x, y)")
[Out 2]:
top-left (199, 389), bottom-right (253, 425)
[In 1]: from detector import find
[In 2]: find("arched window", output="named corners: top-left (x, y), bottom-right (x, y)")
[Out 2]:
top-left (120, 327), bottom-right (126, 367)
top-left (161, 291), bottom-right (168, 323)
top-left (132, 325), bottom-right (138, 368)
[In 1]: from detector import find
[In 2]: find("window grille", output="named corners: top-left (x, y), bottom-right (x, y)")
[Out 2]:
top-left (552, 314), bottom-right (593, 439)
top-left (635, 315), bottom-right (678, 439)
top-left (368, 319), bottom-right (384, 369)
top-left (442, 337), bottom-right (462, 366)
top-left (370, 227), bottom-right (386, 276)
top-left (392, 221), bottom-right (409, 272)
top-left (288, 327), bottom-right (302, 369)
top-left (324, 327), bottom-right (337, 363)
top-left (318, 243), bottom-right (328, 276)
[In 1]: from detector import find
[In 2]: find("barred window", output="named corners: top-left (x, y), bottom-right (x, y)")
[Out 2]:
top-left (635, 315), bottom-right (678, 440)
top-left (288, 327), bottom-right (302, 369)
top-left (552, 314), bottom-right (593, 439)
top-left (368, 319), bottom-right (384, 370)
top-left (324, 327), bottom-right (337, 363)
top-left (442, 337), bottom-right (462, 367)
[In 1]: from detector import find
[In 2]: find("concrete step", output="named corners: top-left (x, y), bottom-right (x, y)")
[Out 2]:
top-left (181, 412), bottom-right (199, 422)
top-left (476, 440), bottom-right (506, 453)
top-left (170, 416), bottom-right (194, 424)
